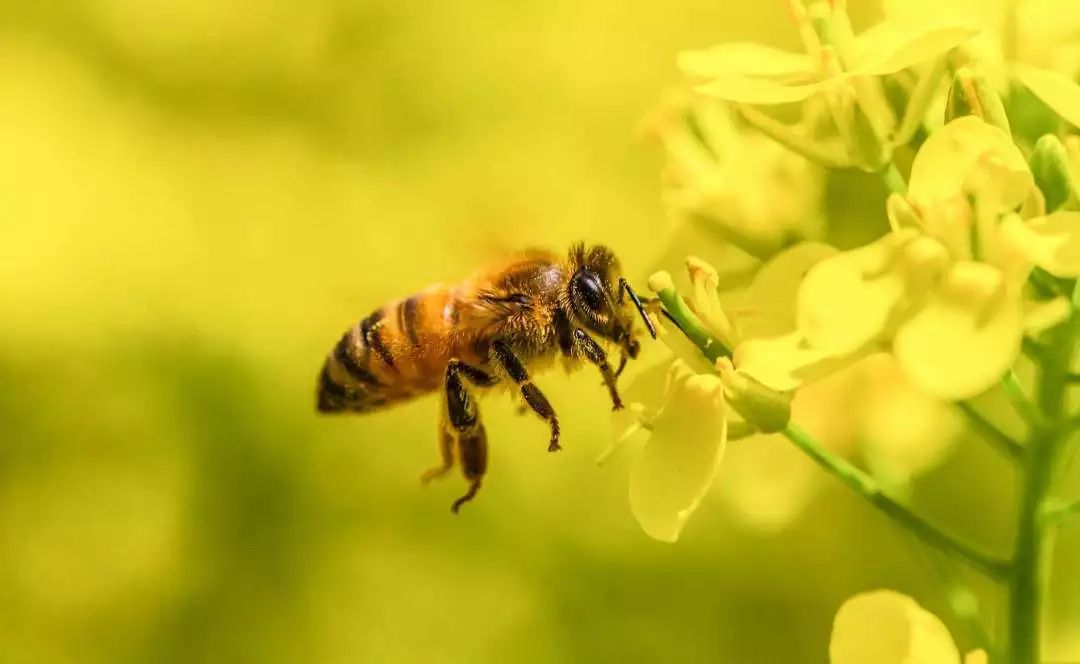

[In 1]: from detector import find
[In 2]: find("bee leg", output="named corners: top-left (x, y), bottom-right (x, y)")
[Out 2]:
top-left (572, 329), bottom-right (624, 411)
top-left (452, 422), bottom-right (488, 514)
top-left (420, 414), bottom-right (456, 484)
top-left (490, 340), bottom-right (561, 452)
top-left (445, 359), bottom-right (493, 511)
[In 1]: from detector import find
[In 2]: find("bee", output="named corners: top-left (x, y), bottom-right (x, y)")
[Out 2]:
top-left (316, 243), bottom-right (656, 512)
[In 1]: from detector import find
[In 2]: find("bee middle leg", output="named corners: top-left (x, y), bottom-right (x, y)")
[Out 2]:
top-left (572, 328), bottom-right (624, 410)
top-left (491, 340), bottom-right (561, 452)
top-left (444, 359), bottom-right (495, 512)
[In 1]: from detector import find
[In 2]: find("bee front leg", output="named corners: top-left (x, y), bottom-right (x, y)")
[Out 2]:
top-left (490, 340), bottom-right (561, 452)
top-left (444, 359), bottom-right (494, 512)
top-left (572, 329), bottom-right (624, 411)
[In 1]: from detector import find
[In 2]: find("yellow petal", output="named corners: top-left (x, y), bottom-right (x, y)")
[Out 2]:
top-left (737, 241), bottom-right (838, 340)
top-left (858, 354), bottom-right (962, 482)
top-left (797, 232), bottom-right (914, 355)
top-left (603, 356), bottom-right (675, 465)
top-left (694, 76), bottom-right (826, 105)
top-left (1016, 65), bottom-right (1080, 130)
top-left (908, 116), bottom-right (1033, 213)
top-left (850, 21), bottom-right (979, 76)
top-left (1001, 212), bottom-right (1080, 278)
top-left (678, 42), bottom-right (814, 81)
top-left (893, 262), bottom-right (1022, 400)
top-left (830, 590), bottom-right (962, 664)
top-left (964, 649), bottom-right (988, 664)
top-left (629, 361), bottom-right (727, 543)
top-left (714, 431), bottom-right (820, 532)
top-left (735, 331), bottom-right (854, 392)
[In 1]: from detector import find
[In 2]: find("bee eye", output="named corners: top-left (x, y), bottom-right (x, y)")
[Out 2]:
top-left (574, 272), bottom-right (606, 313)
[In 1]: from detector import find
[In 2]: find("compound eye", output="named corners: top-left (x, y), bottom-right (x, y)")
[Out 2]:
top-left (575, 272), bottom-right (606, 313)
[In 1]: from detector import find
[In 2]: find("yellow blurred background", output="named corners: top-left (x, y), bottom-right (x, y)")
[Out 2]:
top-left (2, 1), bottom-right (1078, 662)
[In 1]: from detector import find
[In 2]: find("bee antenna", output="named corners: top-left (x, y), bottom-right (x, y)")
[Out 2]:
top-left (619, 278), bottom-right (657, 339)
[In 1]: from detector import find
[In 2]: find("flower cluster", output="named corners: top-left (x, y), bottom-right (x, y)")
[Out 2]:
top-left (625, 0), bottom-right (1080, 661)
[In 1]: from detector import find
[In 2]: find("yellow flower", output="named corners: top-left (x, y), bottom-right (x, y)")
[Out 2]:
top-left (798, 116), bottom-right (1080, 400)
top-left (831, 590), bottom-right (987, 664)
top-left (613, 248), bottom-right (966, 538)
top-left (609, 246), bottom-right (842, 540)
top-left (643, 91), bottom-right (825, 256)
top-left (680, 2), bottom-right (976, 106)
top-left (885, 0), bottom-right (1080, 129)
top-left (678, 0), bottom-right (977, 170)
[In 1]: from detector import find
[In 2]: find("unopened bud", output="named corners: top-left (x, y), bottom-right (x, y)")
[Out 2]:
top-left (946, 67), bottom-right (1011, 134)
top-left (1029, 134), bottom-right (1074, 212)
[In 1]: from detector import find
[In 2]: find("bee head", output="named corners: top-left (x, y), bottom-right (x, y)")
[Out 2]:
top-left (566, 244), bottom-right (655, 352)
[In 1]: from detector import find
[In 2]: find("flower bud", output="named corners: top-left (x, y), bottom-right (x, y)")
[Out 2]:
top-left (716, 358), bottom-right (792, 433)
top-left (1029, 134), bottom-right (1074, 212)
top-left (945, 67), bottom-right (1011, 134)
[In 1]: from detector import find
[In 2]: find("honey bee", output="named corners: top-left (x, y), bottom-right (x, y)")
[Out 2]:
top-left (316, 243), bottom-right (656, 512)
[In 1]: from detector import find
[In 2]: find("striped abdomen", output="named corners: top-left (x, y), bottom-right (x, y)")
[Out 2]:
top-left (317, 286), bottom-right (470, 414)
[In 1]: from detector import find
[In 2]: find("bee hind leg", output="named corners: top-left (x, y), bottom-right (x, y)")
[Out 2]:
top-left (451, 423), bottom-right (488, 513)
top-left (444, 359), bottom-right (494, 512)
top-left (420, 422), bottom-right (455, 484)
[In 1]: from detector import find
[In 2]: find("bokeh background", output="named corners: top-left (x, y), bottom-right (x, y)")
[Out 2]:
top-left (2, 1), bottom-right (1078, 662)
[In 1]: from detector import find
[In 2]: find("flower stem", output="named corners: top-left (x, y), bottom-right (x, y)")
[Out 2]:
top-left (881, 160), bottom-right (908, 196)
top-left (1044, 498), bottom-right (1080, 525)
top-left (1002, 370), bottom-right (1043, 429)
top-left (651, 279), bottom-right (730, 362)
top-left (1009, 283), bottom-right (1080, 664)
top-left (782, 422), bottom-right (1010, 581)
top-left (955, 401), bottom-right (1025, 461)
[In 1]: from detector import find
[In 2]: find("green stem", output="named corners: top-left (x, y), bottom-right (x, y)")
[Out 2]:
top-left (783, 423), bottom-right (1010, 581)
top-left (956, 401), bottom-right (1025, 460)
top-left (1009, 282), bottom-right (1080, 664)
top-left (881, 160), bottom-right (908, 196)
top-left (652, 282), bottom-right (730, 363)
top-left (1044, 498), bottom-right (1080, 526)
top-left (1002, 370), bottom-right (1044, 429)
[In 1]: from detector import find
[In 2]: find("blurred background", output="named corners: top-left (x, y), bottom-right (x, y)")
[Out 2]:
top-left (1, 1), bottom-right (1078, 662)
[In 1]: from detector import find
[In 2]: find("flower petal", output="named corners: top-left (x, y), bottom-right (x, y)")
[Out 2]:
top-left (694, 76), bottom-right (826, 105)
top-left (893, 262), bottom-right (1022, 400)
top-left (603, 356), bottom-right (676, 464)
top-left (850, 21), bottom-right (979, 76)
top-left (629, 361), bottom-right (727, 543)
top-left (830, 590), bottom-right (962, 664)
top-left (1016, 65), bottom-right (1080, 130)
top-left (678, 42), bottom-right (814, 81)
top-left (797, 232), bottom-right (915, 355)
top-left (908, 116), bottom-right (1033, 212)
top-left (737, 241), bottom-right (838, 340)
top-left (735, 331), bottom-right (854, 392)
top-left (1001, 212), bottom-right (1080, 277)
top-left (858, 354), bottom-right (962, 482)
